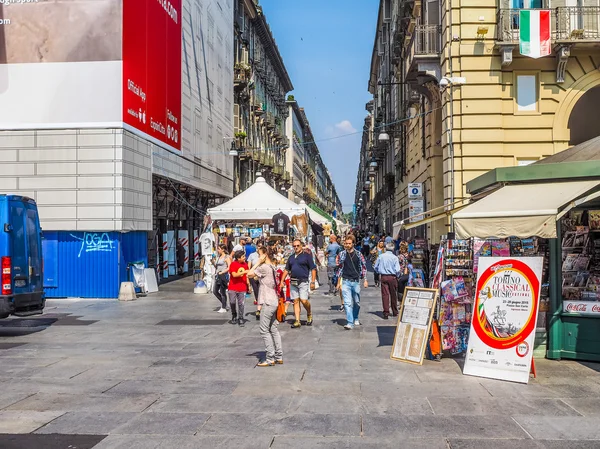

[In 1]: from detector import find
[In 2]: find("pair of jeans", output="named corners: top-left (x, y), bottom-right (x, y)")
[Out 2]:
top-left (327, 266), bottom-right (336, 293)
top-left (250, 278), bottom-right (260, 301)
top-left (213, 275), bottom-right (228, 309)
top-left (398, 274), bottom-right (409, 304)
top-left (380, 275), bottom-right (398, 316)
top-left (341, 280), bottom-right (361, 326)
top-left (259, 302), bottom-right (283, 362)
top-left (228, 290), bottom-right (245, 318)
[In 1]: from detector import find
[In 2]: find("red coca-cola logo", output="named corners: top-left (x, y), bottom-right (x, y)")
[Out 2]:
top-left (592, 305), bottom-right (600, 313)
top-left (566, 303), bottom-right (587, 312)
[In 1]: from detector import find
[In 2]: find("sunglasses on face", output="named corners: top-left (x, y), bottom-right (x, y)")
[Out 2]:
top-left (293, 244), bottom-right (302, 248)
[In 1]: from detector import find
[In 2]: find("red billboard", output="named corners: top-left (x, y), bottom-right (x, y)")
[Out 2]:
top-left (123, 0), bottom-right (181, 151)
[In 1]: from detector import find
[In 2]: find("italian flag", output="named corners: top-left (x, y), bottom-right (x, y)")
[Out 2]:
top-left (519, 10), bottom-right (551, 59)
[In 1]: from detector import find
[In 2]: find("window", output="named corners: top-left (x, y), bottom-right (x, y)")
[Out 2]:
top-left (515, 73), bottom-right (539, 114)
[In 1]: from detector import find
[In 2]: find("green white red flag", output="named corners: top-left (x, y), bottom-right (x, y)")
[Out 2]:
top-left (519, 10), bottom-right (551, 59)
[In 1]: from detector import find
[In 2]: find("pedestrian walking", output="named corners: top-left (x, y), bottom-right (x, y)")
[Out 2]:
top-left (213, 244), bottom-right (231, 313)
top-left (336, 235), bottom-right (368, 330)
top-left (374, 242), bottom-right (401, 319)
top-left (246, 246), bottom-right (283, 367)
top-left (398, 241), bottom-right (410, 305)
top-left (325, 235), bottom-right (342, 295)
top-left (228, 250), bottom-right (250, 327)
top-left (279, 239), bottom-right (317, 328)
top-left (370, 240), bottom-right (385, 287)
top-left (247, 243), bottom-right (261, 318)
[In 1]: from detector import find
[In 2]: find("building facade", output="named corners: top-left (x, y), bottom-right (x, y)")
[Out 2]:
top-left (0, 0), bottom-right (234, 297)
top-left (232, 0), bottom-right (293, 195)
top-left (357, 0), bottom-right (600, 243)
top-left (285, 99), bottom-right (343, 216)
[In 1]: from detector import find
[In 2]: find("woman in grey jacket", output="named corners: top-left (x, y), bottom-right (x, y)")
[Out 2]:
top-left (246, 246), bottom-right (283, 366)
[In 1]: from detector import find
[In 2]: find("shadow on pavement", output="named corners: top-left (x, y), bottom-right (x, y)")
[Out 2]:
top-left (0, 314), bottom-right (97, 337)
top-left (331, 318), bottom-right (346, 327)
top-left (0, 434), bottom-right (106, 449)
top-left (578, 361), bottom-right (600, 373)
top-left (376, 326), bottom-right (396, 347)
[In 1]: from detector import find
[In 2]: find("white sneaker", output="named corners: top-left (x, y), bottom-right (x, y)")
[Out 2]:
top-left (217, 308), bottom-right (227, 313)
top-left (344, 324), bottom-right (353, 330)
top-left (354, 320), bottom-right (361, 326)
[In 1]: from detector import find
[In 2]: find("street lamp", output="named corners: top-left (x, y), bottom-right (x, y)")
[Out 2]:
top-left (378, 131), bottom-right (390, 141)
top-left (369, 157), bottom-right (378, 168)
top-left (228, 141), bottom-right (238, 156)
top-left (365, 180), bottom-right (371, 187)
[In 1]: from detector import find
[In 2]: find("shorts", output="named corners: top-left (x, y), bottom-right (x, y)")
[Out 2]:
top-left (290, 281), bottom-right (310, 300)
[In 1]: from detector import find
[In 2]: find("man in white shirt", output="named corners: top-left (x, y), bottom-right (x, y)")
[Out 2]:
top-left (232, 237), bottom-right (245, 255)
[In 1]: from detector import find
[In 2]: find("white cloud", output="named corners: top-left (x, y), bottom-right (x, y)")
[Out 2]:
top-left (324, 120), bottom-right (357, 138)
top-left (334, 120), bottom-right (357, 135)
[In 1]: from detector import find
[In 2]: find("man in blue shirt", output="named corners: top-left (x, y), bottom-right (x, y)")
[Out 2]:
top-left (279, 239), bottom-right (317, 328)
top-left (245, 237), bottom-right (257, 259)
top-left (325, 235), bottom-right (342, 295)
top-left (374, 242), bottom-right (401, 319)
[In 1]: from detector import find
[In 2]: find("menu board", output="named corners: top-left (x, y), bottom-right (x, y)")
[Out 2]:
top-left (391, 287), bottom-right (439, 365)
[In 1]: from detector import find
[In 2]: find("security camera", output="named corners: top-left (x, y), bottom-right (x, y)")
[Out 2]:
top-left (439, 77), bottom-right (451, 88)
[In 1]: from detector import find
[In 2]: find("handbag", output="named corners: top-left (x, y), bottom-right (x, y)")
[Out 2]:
top-left (271, 268), bottom-right (286, 323)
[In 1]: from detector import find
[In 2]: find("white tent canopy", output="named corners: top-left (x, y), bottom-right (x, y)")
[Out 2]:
top-left (207, 177), bottom-right (305, 220)
top-left (454, 180), bottom-right (600, 239)
top-left (299, 200), bottom-right (330, 225)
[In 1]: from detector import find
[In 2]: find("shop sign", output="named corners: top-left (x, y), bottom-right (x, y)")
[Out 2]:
top-left (408, 183), bottom-right (423, 199)
top-left (563, 301), bottom-right (600, 316)
top-left (463, 257), bottom-right (543, 384)
top-left (409, 200), bottom-right (424, 223)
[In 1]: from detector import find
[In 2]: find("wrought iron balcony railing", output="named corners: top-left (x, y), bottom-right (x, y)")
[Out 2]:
top-left (414, 24), bottom-right (441, 55)
top-left (497, 7), bottom-right (600, 43)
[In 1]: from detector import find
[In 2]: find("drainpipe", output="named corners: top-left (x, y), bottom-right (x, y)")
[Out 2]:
top-left (447, 0), bottom-right (456, 233)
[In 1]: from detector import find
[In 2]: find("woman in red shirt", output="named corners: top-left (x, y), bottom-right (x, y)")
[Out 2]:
top-left (228, 250), bottom-right (250, 326)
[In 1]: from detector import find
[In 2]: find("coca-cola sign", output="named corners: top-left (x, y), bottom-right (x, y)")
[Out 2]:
top-left (563, 301), bottom-right (600, 316)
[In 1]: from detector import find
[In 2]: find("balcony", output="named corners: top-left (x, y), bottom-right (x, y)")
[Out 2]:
top-left (234, 69), bottom-right (249, 91)
top-left (498, 7), bottom-right (600, 44)
top-left (414, 24), bottom-right (441, 55)
top-left (405, 23), bottom-right (441, 83)
top-left (497, 7), bottom-right (600, 78)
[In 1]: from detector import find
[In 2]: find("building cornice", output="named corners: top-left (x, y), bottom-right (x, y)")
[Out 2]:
top-left (252, 7), bottom-right (294, 92)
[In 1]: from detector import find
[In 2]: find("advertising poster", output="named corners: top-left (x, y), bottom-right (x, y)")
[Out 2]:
top-left (0, 0), bottom-right (123, 128)
top-left (0, 0), bottom-right (182, 154)
top-left (123, 0), bottom-right (181, 151)
top-left (391, 287), bottom-right (438, 365)
top-left (463, 257), bottom-right (543, 384)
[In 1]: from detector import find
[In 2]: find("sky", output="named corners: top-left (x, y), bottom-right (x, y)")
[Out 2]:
top-left (259, 0), bottom-right (378, 213)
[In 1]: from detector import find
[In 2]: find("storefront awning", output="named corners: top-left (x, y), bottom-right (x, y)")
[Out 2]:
top-left (454, 180), bottom-right (600, 239)
top-left (392, 200), bottom-right (469, 237)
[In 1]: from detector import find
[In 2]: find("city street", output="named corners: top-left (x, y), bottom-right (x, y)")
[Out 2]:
top-left (0, 273), bottom-right (599, 449)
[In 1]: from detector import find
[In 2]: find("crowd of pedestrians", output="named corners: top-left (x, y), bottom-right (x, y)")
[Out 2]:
top-left (206, 230), bottom-right (416, 366)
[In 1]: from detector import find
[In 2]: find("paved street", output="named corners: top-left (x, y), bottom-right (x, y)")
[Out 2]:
top-left (0, 271), bottom-right (599, 448)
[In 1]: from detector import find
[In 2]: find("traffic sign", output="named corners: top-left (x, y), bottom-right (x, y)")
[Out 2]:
top-left (408, 183), bottom-right (423, 199)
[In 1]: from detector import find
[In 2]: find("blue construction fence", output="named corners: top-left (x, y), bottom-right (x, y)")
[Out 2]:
top-left (42, 231), bottom-right (148, 298)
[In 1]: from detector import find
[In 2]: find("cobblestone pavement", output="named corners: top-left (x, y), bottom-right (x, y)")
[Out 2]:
top-left (0, 271), bottom-right (599, 448)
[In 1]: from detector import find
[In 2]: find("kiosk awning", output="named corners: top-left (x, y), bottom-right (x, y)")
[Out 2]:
top-left (454, 180), bottom-right (600, 239)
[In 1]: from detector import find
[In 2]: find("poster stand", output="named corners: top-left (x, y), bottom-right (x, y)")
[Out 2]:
top-left (391, 287), bottom-right (439, 365)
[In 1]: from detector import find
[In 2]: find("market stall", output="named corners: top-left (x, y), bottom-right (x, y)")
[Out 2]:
top-left (453, 149), bottom-right (600, 362)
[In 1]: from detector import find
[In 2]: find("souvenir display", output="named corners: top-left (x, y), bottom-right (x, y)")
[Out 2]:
top-left (560, 210), bottom-right (600, 310)
top-left (438, 239), bottom-right (474, 355)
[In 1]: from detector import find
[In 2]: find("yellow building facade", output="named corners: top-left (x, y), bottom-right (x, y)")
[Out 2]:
top-left (361, 0), bottom-right (600, 243)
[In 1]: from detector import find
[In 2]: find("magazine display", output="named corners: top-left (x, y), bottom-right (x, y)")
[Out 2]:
top-left (439, 239), bottom-right (474, 355)
top-left (561, 212), bottom-right (600, 306)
